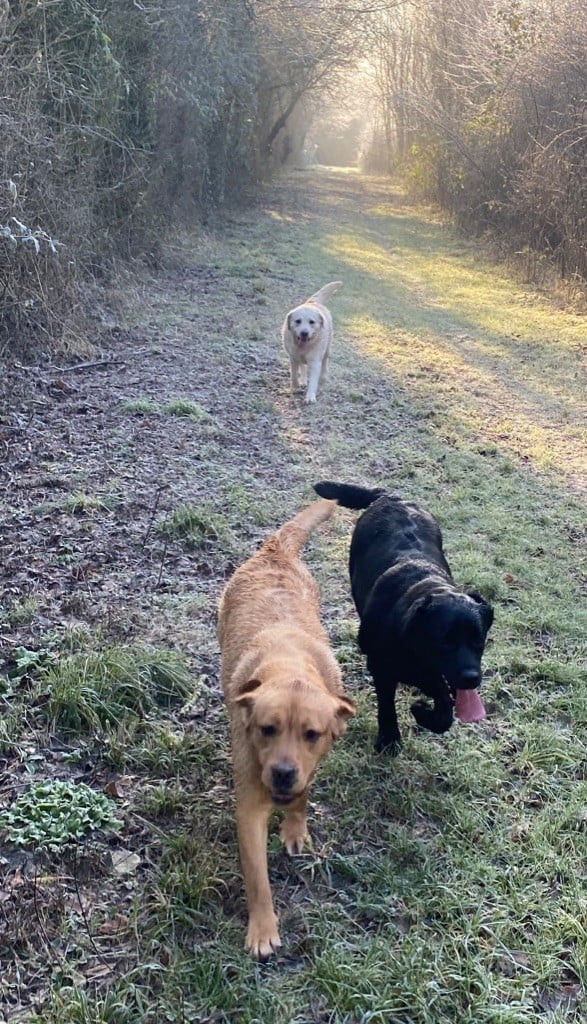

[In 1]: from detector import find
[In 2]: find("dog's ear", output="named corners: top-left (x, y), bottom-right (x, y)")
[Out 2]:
top-left (232, 677), bottom-right (263, 713)
top-left (358, 604), bottom-right (395, 654)
top-left (357, 619), bottom-right (372, 654)
top-left (331, 695), bottom-right (356, 739)
top-left (469, 593), bottom-right (494, 635)
top-left (400, 594), bottom-right (435, 638)
top-left (357, 593), bottom-right (390, 654)
top-left (317, 311), bottom-right (325, 326)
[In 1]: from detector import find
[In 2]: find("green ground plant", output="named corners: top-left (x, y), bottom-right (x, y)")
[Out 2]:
top-left (0, 779), bottom-right (122, 853)
top-left (159, 503), bottom-right (234, 552)
top-left (33, 492), bottom-right (123, 516)
top-left (163, 399), bottom-right (212, 419)
top-left (44, 646), bottom-right (193, 737)
top-left (121, 398), bottom-right (160, 415)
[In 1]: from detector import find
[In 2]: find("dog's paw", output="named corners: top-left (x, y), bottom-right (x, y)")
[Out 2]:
top-left (280, 815), bottom-right (309, 855)
top-left (245, 914), bottom-right (282, 960)
top-left (375, 733), bottom-right (402, 756)
top-left (411, 700), bottom-right (453, 734)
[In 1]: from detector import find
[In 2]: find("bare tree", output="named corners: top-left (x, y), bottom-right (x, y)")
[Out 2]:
top-left (364, 0), bottom-right (587, 280)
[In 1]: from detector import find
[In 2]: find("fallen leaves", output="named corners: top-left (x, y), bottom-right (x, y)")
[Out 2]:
top-left (110, 849), bottom-right (141, 876)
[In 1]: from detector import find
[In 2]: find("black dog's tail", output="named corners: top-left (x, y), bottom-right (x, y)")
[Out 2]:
top-left (313, 481), bottom-right (386, 510)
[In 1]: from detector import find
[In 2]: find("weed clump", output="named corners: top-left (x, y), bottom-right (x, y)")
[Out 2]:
top-left (43, 646), bottom-right (193, 736)
top-left (0, 779), bottom-right (122, 853)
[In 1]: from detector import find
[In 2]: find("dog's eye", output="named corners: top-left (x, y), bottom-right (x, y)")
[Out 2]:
top-left (294, 318), bottom-right (302, 325)
top-left (304, 729), bottom-right (321, 743)
top-left (260, 724), bottom-right (277, 738)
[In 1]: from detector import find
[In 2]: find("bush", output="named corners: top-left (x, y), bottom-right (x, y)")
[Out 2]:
top-left (0, 1), bottom-right (271, 355)
top-left (0, 0), bottom-right (150, 354)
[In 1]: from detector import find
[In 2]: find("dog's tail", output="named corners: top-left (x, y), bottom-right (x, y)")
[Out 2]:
top-left (308, 281), bottom-right (342, 305)
top-left (274, 498), bottom-right (337, 557)
top-left (313, 481), bottom-right (386, 510)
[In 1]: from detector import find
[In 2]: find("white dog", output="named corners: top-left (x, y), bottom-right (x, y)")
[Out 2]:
top-left (281, 281), bottom-right (342, 404)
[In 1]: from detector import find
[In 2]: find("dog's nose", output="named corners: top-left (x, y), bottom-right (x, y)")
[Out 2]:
top-left (271, 763), bottom-right (297, 792)
top-left (458, 668), bottom-right (481, 688)
top-left (300, 331), bottom-right (309, 341)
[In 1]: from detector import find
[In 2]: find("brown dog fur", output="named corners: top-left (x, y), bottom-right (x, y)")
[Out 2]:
top-left (218, 499), bottom-right (355, 958)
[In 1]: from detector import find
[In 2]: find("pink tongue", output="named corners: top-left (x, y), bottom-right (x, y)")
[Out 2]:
top-left (454, 688), bottom-right (486, 723)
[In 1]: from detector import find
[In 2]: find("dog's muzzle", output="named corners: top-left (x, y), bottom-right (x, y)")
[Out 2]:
top-left (272, 792), bottom-right (295, 806)
top-left (270, 763), bottom-right (297, 803)
top-left (455, 668), bottom-right (481, 691)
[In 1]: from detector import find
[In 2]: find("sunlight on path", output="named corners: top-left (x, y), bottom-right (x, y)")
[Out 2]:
top-left (343, 313), bottom-right (585, 483)
top-left (323, 201), bottom-right (586, 490)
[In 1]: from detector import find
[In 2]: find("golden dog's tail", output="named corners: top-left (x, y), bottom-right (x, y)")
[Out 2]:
top-left (308, 281), bottom-right (342, 305)
top-left (274, 499), bottom-right (337, 557)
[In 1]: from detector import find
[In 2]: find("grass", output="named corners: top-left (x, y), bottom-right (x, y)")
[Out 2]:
top-left (121, 397), bottom-right (212, 419)
top-left (159, 502), bottom-right (235, 554)
top-left (1, 596), bottom-right (39, 627)
top-left (121, 397), bottom-right (160, 414)
top-left (0, 169), bottom-right (585, 1022)
top-left (44, 645), bottom-right (194, 737)
top-left (32, 491), bottom-right (123, 516)
top-left (163, 398), bottom-right (212, 419)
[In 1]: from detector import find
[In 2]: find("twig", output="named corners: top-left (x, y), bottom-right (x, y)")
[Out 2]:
top-left (72, 846), bottom-right (112, 967)
top-left (32, 862), bottom-right (65, 963)
top-left (49, 347), bottom-right (154, 374)
top-left (51, 357), bottom-right (126, 373)
top-left (155, 535), bottom-right (169, 591)
top-left (141, 484), bottom-right (170, 553)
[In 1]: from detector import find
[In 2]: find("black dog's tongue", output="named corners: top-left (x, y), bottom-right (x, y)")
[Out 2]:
top-left (454, 689), bottom-right (486, 723)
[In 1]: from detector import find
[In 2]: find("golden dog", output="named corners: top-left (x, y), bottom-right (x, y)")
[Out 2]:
top-left (281, 281), bottom-right (342, 403)
top-left (218, 498), bottom-right (355, 958)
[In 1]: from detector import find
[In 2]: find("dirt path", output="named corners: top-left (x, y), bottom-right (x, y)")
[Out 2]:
top-left (1, 170), bottom-right (584, 668)
top-left (1, 170), bottom-right (586, 1015)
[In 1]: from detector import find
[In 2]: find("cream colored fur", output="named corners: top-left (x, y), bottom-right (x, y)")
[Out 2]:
top-left (281, 281), bottom-right (342, 403)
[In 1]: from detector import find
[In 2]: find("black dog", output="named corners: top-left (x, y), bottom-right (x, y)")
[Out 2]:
top-left (314, 482), bottom-right (494, 753)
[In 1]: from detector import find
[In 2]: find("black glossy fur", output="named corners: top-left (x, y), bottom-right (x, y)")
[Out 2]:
top-left (314, 481), bottom-right (494, 753)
